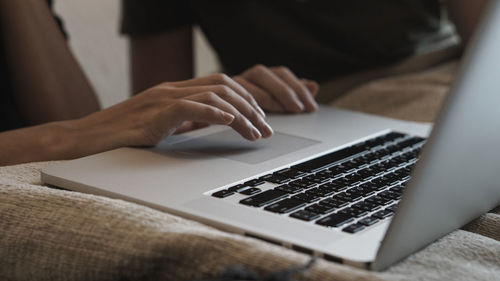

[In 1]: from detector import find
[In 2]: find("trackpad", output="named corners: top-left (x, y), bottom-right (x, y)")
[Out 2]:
top-left (171, 130), bottom-right (320, 164)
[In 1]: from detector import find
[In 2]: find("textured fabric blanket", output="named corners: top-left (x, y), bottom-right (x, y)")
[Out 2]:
top-left (1, 62), bottom-right (499, 280)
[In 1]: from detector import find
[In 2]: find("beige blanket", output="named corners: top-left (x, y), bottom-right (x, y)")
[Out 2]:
top-left (1, 62), bottom-right (499, 280)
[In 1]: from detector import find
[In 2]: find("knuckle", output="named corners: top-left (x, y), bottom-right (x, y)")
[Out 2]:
top-left (215, 85), bottom-right (232, 97)
top-left (274, 66), bottom-right (290, 74)
top-left (252, 64), bottom-right (266, 72)
top-left (169, 100), bottom-right (187, 113)
top-left (280, 85), bottom-right (295, 97)
top-left (201, 105), bottom-right (219, 116)
top-left (202, 91), bottom-right (220, 103)
top-left (211, 73), bottom-right (231, 85)
top-left (239, 90), bottom-right (253, 101)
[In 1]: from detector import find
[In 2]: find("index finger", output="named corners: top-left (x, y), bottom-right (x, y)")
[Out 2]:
top-left (242, 65), bottom-right (304, 113)
top-left (272, 67), bottom-right (318, 112)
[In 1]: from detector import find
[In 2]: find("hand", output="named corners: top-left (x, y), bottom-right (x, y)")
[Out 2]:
top-left (233, 65), bottom-right (319, 113)
top-left (0, 74), bottom-right (274, 165)
top-left (77, 74), bottom-right (274, 150)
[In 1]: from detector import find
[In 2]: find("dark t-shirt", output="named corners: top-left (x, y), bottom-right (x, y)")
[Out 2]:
top-left (0, 22), bottom-right (23, 132)
top-left (0, 0), bottom-right (65, 132)
top-left (121, 0), bottom-right (456, 82)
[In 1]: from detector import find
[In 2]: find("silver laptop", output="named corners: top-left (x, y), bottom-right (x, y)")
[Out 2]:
top-left (42, 1), bottom-right (500, 270)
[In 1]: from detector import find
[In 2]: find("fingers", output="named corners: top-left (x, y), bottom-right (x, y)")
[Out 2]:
top-left (240, 65), bottom-right (319, 113)
top-left (271, 67), bottom-right (318, 112)
top-left (233, 76), bottom-right (285, 113)
top-left (242, 65), bottom-right (304, 113)
top-left (183, 92), bottom-right (272, 141)
top-left (169, 99), bottom-right (236, 126)
top-left (167, 73), bottom-right (266, 117)
top-left (156, 85), bottom-right (273, 138)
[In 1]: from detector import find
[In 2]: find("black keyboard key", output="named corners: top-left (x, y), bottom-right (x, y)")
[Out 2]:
top-left (387, 168), bottom-right (407, 181)
top-left (365, 195), bottom-right (392, 206)
top-left (290, 210), bottom-right (321, 221)
top-left (350, 186), bottom-right (376, 197)
top-left (372, 148), bottom-right (392, 159)
top-left (380, 132), bottom-right (406, 143)
top-left (304, 174), bottom-right (330, 184)
top-left (389, 155), bottom-right (407, 166)
top-left (359, 152), bottom-right (379, 164)
top-left (289, 179), bottom-right (317, 189)
top-left (370, 178), bottom-right (390, 190)
top-left (352, 201), bottom-right (380, 212)
top-left (328, 165), bottom-right (347, 177)
top-left (399, 151), bottom-right (417, 161)
top-left (227, 184), bottom-right (247, 192)
top-left (358, 182), bottom-right (380, 192)
top-left (368, 164), bottom-right (387, 176)
top-left (356, 132), bottom-right (406, 150)
top-left (240, 187), bottom-right (262, 195)
top-left (336, 190), bottom-right (363, 202)
top-left (316, 169), bottom-right (341, 179)
top-left (292, 145), bottom-right (366, 173)
top-left (372, 209), bottom-right (394, 219)
top-left (260, 174), bottom-right (290, 184)
top-left (307, 187), bottom-right (335, 197)
top-left (275, 184), bottom-right (303, 194)
top-left (382, 173), bottom-right (402, 186)
top-left (343, 173), bottom-right (363, 185)
top-left (379, 190), bottom-right (401, 200)
top-left (316, 213), bottom-right (354, 227)
top-left (292, 192), bottom-right (321, 203)
top-left (342, 160), bottom-right (362, 171)
top-left (319, 198), bottom-right (349, 209)
top-left (386, 203), bottom-right (398, 212)
top-left (240, 190), bottom-right (288, 207)
top-left (385, 144), bottom-right (402, 154)
top-left (358, 216), bottom-right (380, 226)
top-left (343, 223), bottom-right (365, 234)
top-left (327, 179), bottom-right (349, 191)
top-left (336, 164), bottom-right (356, 174)
top-left (356, 167), bottom-right (376, 180)
top-left (264, 198), bottom-right (306, 214)
top-left (318, 182), bottom-right (342, 193)
top-left (305, 203), bottom-right (336, 214)
top-left (212, 190), bottom-right (234, 198)
top-left (395, 137), bottom-right (425, 150)
top-left (274, 168), bottom-right (307, 179)
top-left (377, 160), bottom-right (399, 171)
top-left (244, 179), bottom-right (266, 187)
top-left (390, 184), bottom-right (405, 194)
top-left (338, 207), bottom-right (368, 218)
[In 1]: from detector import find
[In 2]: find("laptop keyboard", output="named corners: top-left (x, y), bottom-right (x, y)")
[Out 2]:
top-left (211, 132), bottom-right (425, 234)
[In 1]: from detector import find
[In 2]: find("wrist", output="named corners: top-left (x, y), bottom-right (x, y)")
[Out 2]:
top-left (39, 120), bottom-right (81, 161)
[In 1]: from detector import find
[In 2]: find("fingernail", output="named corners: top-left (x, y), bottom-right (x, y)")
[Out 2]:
top-left (252, 127), bottom-right (262, 140)
top-left (257, 105), bottom-right (266, 117)
top-left (223, 112), bottom-right (235, 123)
top-left (264, 123), bottom-right (274, 137)
top-left (295, 101), bottom-right (305, 112)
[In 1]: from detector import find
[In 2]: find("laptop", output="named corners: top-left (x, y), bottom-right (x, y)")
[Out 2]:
top-left (42, 1), bottom-right (500, 271)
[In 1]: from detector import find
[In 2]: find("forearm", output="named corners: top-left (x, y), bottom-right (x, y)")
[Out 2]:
top-left (0, 0), bottom-right (100, 125)
top-left (0, 117), bottom-right (129, 166)
top-left (446, 0), bottom-right (489, 47)
top-left (130, 26), bottom-right (193, 94)
top-left (0, 121), bottom-right (77, 166)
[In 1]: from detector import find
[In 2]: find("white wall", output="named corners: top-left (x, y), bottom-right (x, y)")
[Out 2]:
top-left (54, 0), bottom-right (219, 108)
